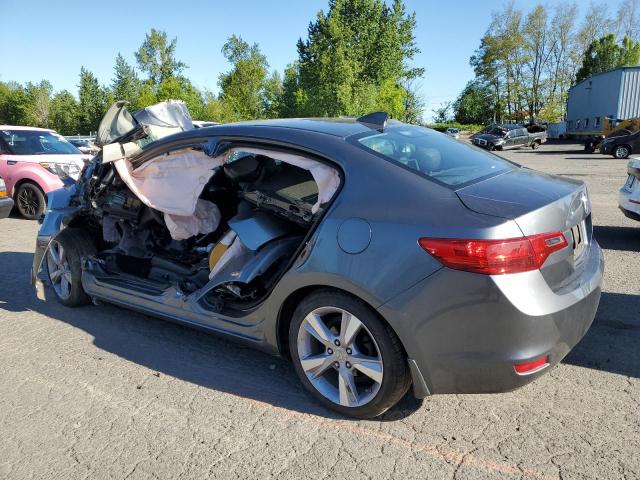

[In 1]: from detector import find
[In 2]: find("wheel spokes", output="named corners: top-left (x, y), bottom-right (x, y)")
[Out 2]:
top-left (297, 306), bottom-right (384, 409)
top-left (303, 313), bottom-right (333, 346)
top-left (339, 311), bottom-right (362, 347)
top-left (300, 353), bottom-right (334, 379)
top-left (49, 243), bottom-right (61, 266)
top-left (60, 276), bottom-right (70, 297)
top-left (350, 354), bottom-right (383, 384)
top-left (49, 267), bottom-right (62, 283)
top-left (338, 368), bottom-right (359, 407)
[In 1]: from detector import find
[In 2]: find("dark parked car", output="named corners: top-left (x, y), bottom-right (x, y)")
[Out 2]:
top-left (32, 106), bottom-right (603, 418)
top-left (600, 130), bottom-right (640, 158)
top-left (471, 124), bottom-right (546, 151)
top-left (0, 175), bottom-right (14, 218)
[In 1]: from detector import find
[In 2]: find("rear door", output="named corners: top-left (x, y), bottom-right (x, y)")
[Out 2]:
top-left (515, 129), bottom-right (529, 147)
top-left (503, 131), bottom-right (515, 148)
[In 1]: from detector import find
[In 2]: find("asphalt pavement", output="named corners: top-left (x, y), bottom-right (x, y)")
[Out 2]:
top-left (0, 141), bottom-right (638, 479)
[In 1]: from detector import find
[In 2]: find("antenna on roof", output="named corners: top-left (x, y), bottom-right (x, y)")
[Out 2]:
top-left (356, 112), bottom-right (388, 131)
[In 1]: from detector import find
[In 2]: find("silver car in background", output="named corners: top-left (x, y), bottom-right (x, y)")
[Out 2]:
top-left (445, 127), bottom-right (460, 139)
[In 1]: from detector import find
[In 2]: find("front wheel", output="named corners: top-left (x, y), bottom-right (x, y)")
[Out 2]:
top-left (46, 228), bottom-right (96, 307)
top-left (289, 290), bottom-right (411, 418)
top-left (614, 145), bottom-right (631, 159)
top-left (531, 141), bottom-right (540, 150)
top-left (15, 182), bottom-right (46, 220)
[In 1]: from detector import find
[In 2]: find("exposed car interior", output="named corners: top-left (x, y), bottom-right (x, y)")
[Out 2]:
top-left (75, 144), bottom-right (340, 312)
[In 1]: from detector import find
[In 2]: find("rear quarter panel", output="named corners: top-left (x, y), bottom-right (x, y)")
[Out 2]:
top-left (244, 132), bottom-right (524, 351)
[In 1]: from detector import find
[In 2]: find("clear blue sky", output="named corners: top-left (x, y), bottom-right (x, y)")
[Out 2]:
top-left (0, 0), bottom-right (626, 120)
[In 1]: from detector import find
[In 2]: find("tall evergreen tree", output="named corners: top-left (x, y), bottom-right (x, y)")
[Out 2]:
top-left (78, 67), bottom-right (107, 134)
top-left (295, 0), bottom-right (423, 117)
top-left (111, 53), bottom-right (140, 108)
top-left (49, 90), bottom-right (79, 135)
top-left (279, 63), bottom-right (303, 118)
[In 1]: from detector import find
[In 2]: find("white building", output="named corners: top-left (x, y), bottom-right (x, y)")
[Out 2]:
top-left (566, 66), bottom-right (640, 136)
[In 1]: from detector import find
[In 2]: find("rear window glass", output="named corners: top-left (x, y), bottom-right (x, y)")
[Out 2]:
top-left (353, 125), bottom-right (515, 187)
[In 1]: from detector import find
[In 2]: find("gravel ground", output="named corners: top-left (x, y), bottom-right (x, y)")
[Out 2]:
top-left (0, 141), bottom-right (638, 480)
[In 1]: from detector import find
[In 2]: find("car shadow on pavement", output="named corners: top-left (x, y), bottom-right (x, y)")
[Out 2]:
top-left (0, 251), bottom-right (422, 421)
top-left (594, 225), bottom-right (640, 252)
top-left (563, 292), bottom-right (640, 378)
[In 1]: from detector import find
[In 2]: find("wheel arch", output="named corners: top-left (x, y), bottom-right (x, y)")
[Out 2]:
top-left (275, 284), bottom-right (408, 361)
top-left (12, 177), bottom-right (47, 199)
top-left (615, 144), bottom-right (632, 157)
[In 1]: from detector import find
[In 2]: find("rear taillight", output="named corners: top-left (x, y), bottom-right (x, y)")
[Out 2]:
top-left (418, 232), bottom-right (567, 275)
top-left (514, 355), bottom-right (549, 375)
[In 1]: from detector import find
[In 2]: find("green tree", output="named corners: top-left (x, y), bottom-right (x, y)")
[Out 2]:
top-left (135, 29), bottom-right (187, 88)
top-left (262, 71), bottom-right (283, 118)
top-left (111, 53), bottom-right (140, 108)
top-left (0, 81), bottom-right (29, 125)
top-left (295, 0), bottom-right (423, 117)
top-left (453, 80), bottom-right (495, 124)
top-left (157, 76), bottom-right (204, 118)
top-left (24, 80), bottom-right (53, 128)
top-left (400, 79), bottom-right (424, 124)
top-left (200, 92), bottom-right (224, 122)
top-left (78, 67), bottom-right (108, 134)
top-left (218, 35), bottom-right (270, 121)
top-left (279, 62), bottom-right (304, 117)
top-left (576, 34), bottom-right (640, 82)
top-left (432, 101), bottom-right (452, 123)
top-left (49, 90), bottom-right (79, 135)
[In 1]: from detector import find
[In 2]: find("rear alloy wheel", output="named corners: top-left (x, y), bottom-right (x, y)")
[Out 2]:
top-left (614, 145), bottom-right (631, 159)
top-left (46, 228), bottom-right (96, 307)
top-left (15, 182), bottom-right (45, 220)
top-left (289, 291), bottom-right (410, 418)
top-left (531, 141), bottom-right (540, 150)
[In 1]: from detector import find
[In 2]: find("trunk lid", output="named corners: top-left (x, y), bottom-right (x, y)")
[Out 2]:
top-left (456, 168), bottom-right (592, 291)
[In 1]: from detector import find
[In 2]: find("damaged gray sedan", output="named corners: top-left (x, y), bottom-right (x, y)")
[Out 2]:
top-left (32, 103), bottom-right (603, 418)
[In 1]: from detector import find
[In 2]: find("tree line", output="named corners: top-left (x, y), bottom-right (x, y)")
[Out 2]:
top-left (450, 0), bottom-right (640, 126)
top-left (0, 0), bottom-right (424, 135)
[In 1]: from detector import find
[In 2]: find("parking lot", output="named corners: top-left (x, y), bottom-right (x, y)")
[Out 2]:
top-left (0, 141), bottom-right (638, 480)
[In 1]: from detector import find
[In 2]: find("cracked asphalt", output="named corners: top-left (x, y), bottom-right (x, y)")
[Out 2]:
top-left (0, 141), bottom-right (639, 479)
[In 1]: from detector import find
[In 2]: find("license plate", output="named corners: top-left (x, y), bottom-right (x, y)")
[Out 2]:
top-left (625, 174), bottom-right (636, 191)
top-left (570, 222), bottom-right (586, 258)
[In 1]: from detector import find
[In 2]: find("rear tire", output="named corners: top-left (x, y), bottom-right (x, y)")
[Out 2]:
top-left (614, 145), bottom-right (631, 159)
top-left (15, 182), bottom-right (45, 220)
top-left (531, 140), bottom-right (540, 150)
top-left (289, 290), bottom-right (411, 419)
top-left (45, 228), bottom-right (96, 307)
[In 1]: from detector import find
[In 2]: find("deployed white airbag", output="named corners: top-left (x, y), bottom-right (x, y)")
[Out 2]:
top-left (221, 147), bottom-right (340, 213)
top-left (111, 144), bottom-right (339, 240)
top-left (113, 148), bottom-right (223, 216)
top-left (164, 199), bottom-right (221, 241)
